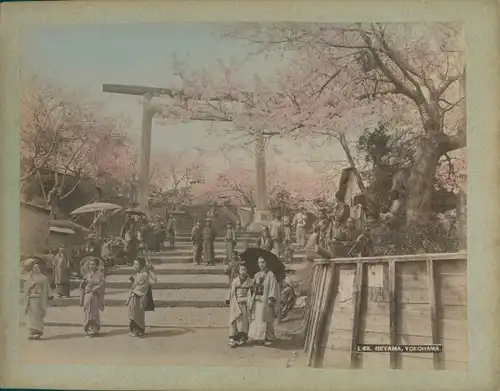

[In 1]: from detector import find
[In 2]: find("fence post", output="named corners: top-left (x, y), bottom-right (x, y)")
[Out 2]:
top-left (350, 261), bottom-right (365, 369)
top-left (388, 259), bottom-right (400, 369)
top-left (312, 263), bottom-right (337, 368)
top-left (427, 259), bottom-right (444, 369)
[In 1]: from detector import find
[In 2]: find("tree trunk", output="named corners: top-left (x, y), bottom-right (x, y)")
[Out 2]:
top-left (406, 137), bottom-right (441, 226)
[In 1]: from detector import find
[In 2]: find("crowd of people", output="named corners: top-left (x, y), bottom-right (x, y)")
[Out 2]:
top-left (22, 195), bottom-right (386, 343)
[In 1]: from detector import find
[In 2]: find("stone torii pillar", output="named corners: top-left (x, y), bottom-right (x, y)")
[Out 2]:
top-left (103, 84), bottom-right (177, 210)
top-left (247, 131), bottom-right (279, 231)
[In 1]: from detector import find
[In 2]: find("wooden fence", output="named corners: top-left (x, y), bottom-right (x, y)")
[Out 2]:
top-left (303, 252), bottom-right (467, 370)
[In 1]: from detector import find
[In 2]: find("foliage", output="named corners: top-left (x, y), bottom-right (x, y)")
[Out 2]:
top-left (20, 76), bottom-right (136, 208)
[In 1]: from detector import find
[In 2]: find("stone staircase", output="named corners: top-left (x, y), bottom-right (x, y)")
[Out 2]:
top-left (22, 231), bottom-right (309, 326)
top-left (43, 231), bottom-right (307, 307)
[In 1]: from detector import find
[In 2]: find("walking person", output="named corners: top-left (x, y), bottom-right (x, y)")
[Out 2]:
top-left (293, 207), bottom-right (307, 248)
top-left (53, 244), bottom-right (70, 298)
top-left (226, 263), bottom-right (252, 348)
top-left (224, 222), bottom-right (237, 264)
top-left (23, 259), bottom-right (52, 340)
top-left (203, 218), bottom-right (217, 266)
top-left (191, 220), bottom-right (203, 265)
top-left (79, 258), bottom-right (105, 337)
top-left (126, 257), bottom-right (151, 337)
top-left (247, 257), bottom-right (280, 346)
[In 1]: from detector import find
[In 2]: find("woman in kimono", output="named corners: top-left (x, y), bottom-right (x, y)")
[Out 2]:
top-left (226, 263), bottom-right (252, 348)
top-left (224, 222), bottom-right (237, 264)
top-left (247, 257), bottom-right (280, 346)
top-left (79, 258), bottom-right (105, 337)
top-left (256, 226), bottom-right (273, 251)
top-left (24, 259), bottom-right (52, 340)
top-left (126, 257), bottom-right (151, 337)
top-left (280, 277), bottom-right (297, 321)
top-left (53, 244), bottom-right (70, 298)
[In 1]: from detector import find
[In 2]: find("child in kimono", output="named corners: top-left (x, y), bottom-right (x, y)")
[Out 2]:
top-left (226, 263), bottom-right (252, 348)
top-left (224, 250), bottom-right (241, 284)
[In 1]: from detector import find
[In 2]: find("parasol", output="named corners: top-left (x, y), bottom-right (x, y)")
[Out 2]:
top-left (239, 248), bottom-right (286, 282)
top-left (124, 207), bottom-right (147, 216)
top-left (70, 202), bottom-right (122, 215)
top-left (80, 256), bottom-right (105, 276)
top-left (51, 219), bottom-right (90, 233)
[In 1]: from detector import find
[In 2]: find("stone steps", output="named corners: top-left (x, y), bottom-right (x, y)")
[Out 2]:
top-left (153, 248), bottom-right (307, 257)
top-left (105, 274), bottom-right (229, 289)
top-left (148, 254), bottom-right (306, 265)
top-left (110, 264), bottom-right (226, 276)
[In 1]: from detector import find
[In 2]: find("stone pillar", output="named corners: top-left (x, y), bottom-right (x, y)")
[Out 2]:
top-left (137, 93), bottom-right (154, 210)
top-left (248, 132), bottom-right (272, 231)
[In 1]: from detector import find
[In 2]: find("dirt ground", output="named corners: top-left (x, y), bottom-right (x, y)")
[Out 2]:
top-left (19, 307), bottom-right (307, 368)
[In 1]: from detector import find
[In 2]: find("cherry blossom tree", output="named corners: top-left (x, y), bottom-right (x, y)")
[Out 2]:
top-left (202, 157), bottom-right (330, 209)
top-left (20, 76), bottom-right (136, 212)
top-left (148, 151), bottom-right (206, 207)
top-left (223, 22), bottom-right (465, 225)
top-left (157, 23), bottom-right (464, 225)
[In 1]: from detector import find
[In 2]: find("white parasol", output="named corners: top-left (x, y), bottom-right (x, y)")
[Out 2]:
top-left (70, 202), bottom-right (122, 215)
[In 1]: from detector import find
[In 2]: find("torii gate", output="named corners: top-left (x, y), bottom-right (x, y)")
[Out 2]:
top-left (103, 84), bottom-right (274, 229)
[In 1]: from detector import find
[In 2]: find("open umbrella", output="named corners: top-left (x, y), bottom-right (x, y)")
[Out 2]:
top-left (124, 207), bottom-right (147, 217)
top-left (51, 219), bottom-right (90, 233)
top-left (70, 202), bottom-right (122, 215)
top-left (239, 248), bottom-right (286, 282)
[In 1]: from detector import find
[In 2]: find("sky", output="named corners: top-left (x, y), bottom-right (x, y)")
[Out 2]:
top-left (20, 22), bottom-right (346, 181)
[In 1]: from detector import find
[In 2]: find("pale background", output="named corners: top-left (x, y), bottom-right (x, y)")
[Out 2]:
top-left (1, 1), bottom-right (499, 391)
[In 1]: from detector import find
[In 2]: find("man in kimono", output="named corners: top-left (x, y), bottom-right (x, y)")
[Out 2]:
top-left (337, 217), bottom-right (362, 242)
top-left (334, 191), bottom-right (351, 225)
top-left (282, 214), bottom-right (292, 245)
top-left (248, 256), bottom-right (280, 346)
top-left (53, 244), bottom-right (70, 298)
top-left (224, 222), bottom-right (237, 264)
top-left (292, 208), bottom-right (307, 248)
top-left (269, 213), bottom-right (284, 259)
top-left (203, 218), bottom-right (217, 266)
top-left (166, 215), bottom-right (177, 248)
top-left (191, 220), bottom-right (203, 265)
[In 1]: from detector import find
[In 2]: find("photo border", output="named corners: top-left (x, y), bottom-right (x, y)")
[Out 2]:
top-left (1, 1), bottom-right (499, 390)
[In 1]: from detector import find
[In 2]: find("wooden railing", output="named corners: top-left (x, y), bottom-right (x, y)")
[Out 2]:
top-left (304, 252), bottom-right (467, 370)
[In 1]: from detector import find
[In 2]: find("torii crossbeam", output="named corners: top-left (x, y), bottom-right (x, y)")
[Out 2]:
top-left (103, 83), bottom-right (275, 228)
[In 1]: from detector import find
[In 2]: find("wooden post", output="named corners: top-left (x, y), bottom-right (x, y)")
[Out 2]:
top-left (350, 261), bottom-right (365, 369)
top-left (304, 264), bottom-right (319, 352)
top-left (427, 259), bottom-right (444, 369)
top-left (388, 260), bottom-right (400, 369)
top-left (312, 263), bottom-right (337, 368)
top-left (307, 264), bottom-right (327, 366)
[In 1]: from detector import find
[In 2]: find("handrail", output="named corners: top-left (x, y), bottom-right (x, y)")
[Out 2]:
top-left (313, 251), bottom-right (467, 265)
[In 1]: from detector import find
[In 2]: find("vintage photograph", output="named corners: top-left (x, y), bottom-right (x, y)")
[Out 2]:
top-left (18, 21), bottom-right (467, 370)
